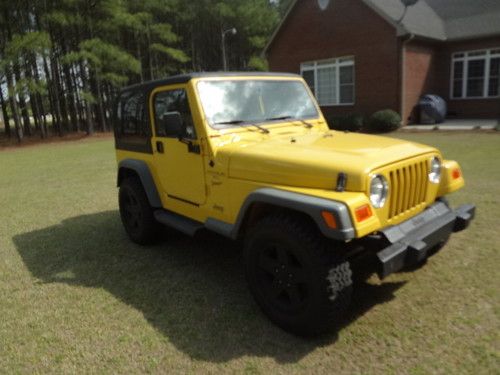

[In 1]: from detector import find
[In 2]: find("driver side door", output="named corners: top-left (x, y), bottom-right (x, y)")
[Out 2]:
top-left (151, 86), bottom-right (206, 206)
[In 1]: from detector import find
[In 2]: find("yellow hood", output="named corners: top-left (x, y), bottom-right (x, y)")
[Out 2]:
top-left (221, 131), bottom-right (437, 191)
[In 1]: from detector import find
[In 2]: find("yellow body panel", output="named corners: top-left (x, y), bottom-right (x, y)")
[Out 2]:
top-left (438, 160), bottom-right (465, 196)
top-left (115, 74), bottom-right (465, 239)
top-left (147, 83), bottom-right (207, 205)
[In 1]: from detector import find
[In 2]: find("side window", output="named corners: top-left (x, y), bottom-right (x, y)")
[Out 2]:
top-left (154, 89), bottom-right (196, 139)
top-left (119, 91), bottom-right (147, 136)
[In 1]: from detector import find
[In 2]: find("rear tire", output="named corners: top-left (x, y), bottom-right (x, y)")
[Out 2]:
top-left (119, 177), bottom-right (160, 245)
top-left (244, 213), bottom-right (352, 336)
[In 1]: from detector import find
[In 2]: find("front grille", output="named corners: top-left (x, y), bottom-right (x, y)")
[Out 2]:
top-left (388, 160), bottom-right (429, 219)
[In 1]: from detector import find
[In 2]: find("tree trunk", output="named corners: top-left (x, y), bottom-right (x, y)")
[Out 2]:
top-left (3, 9), bottom-right (21, 140)
top-left (81, 62), bottom-right (94, 135)
top-left (105, 83), bottom-right (115, 128)
top-left (30, 53), bottom-right (47, 138)
top-left (191, 27), bottom-right (196, 71)
top-left (146, 26), bottom-right (153, 80)
top-left (70, 63), bottom-right (85, 128)
top-left (60, 35), bottom-right (79, 132)
top-left (0, 87), bottom-right (11, 138)
top-left (6, 65), bottom-right (23, 142)
top-left (12, 61), bottom-right (31, 136)
top-left (49, 54), bottom-right (64, 136)
top-left (42, 54), bottom-right (60, 136)
top-left (135, 31), bottom-right (144, 82)
top-left (33, 10), bottom-right (48, 137)
top-left (65, 67), bottom-right (79, 132)
top-left (38, 94), bottom-right (47, 139)
top-left (24, 59), bottom-right (41, 134)
top-left (53, 56), bottom-right (69, 133)
top-left (89, 69), bottom-right (106, 131)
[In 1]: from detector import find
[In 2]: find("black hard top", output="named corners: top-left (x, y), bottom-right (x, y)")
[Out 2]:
top-left (120, 71), bottom-right (300, 95)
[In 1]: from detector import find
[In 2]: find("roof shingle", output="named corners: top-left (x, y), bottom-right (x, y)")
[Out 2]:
top-left (363, 0), bottom-right (500, 41)
top-left (264, 0), bottom-right (500, 55)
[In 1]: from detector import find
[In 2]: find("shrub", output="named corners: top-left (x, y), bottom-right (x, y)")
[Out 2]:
top-left (367, 109), bottom-right (402, 133)
top-left (326, 116), bottom-right (342, 130)
top-left (326, 113), bottom-right (364, 132)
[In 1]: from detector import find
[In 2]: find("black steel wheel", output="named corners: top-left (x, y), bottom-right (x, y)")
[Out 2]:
top-left (119, 177), bottom-right (160, 245)
top-left (255, 241), bottom-right (309, 313)
top-left (244, 213), bottom-right (352, 336)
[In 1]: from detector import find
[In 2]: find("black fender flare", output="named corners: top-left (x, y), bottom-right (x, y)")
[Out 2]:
top-left (117, 159), bottom-right (162, 208)
top-left (205, 188), bottom-right (356, 241)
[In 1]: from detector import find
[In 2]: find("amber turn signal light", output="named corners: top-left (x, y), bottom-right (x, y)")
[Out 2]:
top-left (355, 204), bottom-right (372, 222)
top-left (321, 211), bottom-right (337, 229)
top-left (452, 168), bottom-right (461, 179)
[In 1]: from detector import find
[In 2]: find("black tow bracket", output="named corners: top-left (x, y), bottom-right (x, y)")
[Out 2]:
top-left (453, 204), bottom-right (476, 232)
top-left (376, 202), bottom-right (476, 279)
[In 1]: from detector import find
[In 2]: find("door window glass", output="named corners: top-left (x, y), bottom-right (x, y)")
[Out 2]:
top-left (154, 89), bottom-right (196, 138)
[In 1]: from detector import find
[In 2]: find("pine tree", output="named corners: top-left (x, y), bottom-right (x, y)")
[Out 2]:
top-left (0, 0), bottom-right (283, 142)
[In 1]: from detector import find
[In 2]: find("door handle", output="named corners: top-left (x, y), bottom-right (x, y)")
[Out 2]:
top-left (178, 137), bottom-right (201, 154)
top-left (156, 141), bottom-right (164, 153)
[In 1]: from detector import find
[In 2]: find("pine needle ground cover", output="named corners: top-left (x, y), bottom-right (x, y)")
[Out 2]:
top-left (0, 133), bottom-right (498, 373)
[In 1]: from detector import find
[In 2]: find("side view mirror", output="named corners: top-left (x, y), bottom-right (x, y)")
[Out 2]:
top-left (161, 111), bottom-right (184, 138)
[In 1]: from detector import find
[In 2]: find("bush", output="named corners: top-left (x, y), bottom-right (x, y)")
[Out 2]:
top-left (367, 109), bottom-right (402, 133)
top-left (326, 113), bottom-right (364, 132)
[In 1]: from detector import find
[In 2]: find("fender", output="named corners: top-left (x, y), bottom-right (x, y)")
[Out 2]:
top-left (117, 159), bottom-right (162, 208)
top-left (205, 188), bottom-right (356, 241)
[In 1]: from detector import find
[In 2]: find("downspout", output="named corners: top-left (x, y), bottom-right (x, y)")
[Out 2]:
top-left (400, 33), bottom-right (415, 125)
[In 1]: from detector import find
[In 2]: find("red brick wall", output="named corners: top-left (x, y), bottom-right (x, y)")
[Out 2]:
top-left (434, 36), bottom-right (500, 119)
top-left (403, 41), bottom-right (438, 123)
top-left (267, 0), bottom-right (400, 120)
top-left (268, 1), bottom-right (500, 121)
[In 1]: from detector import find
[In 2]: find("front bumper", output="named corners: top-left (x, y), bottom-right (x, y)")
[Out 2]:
top-left (376, 201), bottom-right (475, 278)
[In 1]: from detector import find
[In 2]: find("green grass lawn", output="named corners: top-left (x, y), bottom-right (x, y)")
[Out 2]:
top-left (0, 133), bottom-right (499, 374)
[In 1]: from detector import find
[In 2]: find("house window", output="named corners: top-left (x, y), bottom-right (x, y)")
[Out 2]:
top-left (300, 57), bottom-right (355, 106)
top-left (451, 48), bottom-right (500, 99)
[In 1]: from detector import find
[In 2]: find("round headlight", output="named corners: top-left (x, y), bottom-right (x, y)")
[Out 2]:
top-left (429, 157), bottom-right (441, 184)
top-left (370, 175), bottom-right (389, 208)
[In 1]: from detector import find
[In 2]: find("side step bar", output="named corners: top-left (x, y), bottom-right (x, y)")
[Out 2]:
top-left (154, 209), bottom-right (204, 236)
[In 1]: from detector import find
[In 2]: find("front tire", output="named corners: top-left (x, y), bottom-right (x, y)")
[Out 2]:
top-left (119, 177), bottom-right (160, 245)
top-left (244, 213), bottom-right (352, 336)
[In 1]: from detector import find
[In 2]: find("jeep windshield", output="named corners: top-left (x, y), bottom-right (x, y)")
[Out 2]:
top-left (196, 79), bottom-right (319, 128)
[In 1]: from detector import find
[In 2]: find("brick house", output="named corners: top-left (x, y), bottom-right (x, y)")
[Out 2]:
top-left (264, 0), bottom-right (500, 124)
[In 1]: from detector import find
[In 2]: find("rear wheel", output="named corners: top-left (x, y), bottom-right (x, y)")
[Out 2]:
top-left (119, 177), bottom-right (160, 245)
top-left (244, 213), bottom-right (352, 336)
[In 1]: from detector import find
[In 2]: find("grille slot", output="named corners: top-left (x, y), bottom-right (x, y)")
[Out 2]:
top-left (388, 160), bottom-right (428, 220)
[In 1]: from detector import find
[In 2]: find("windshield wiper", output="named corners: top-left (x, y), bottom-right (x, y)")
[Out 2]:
top-left (265, 116), bottom-right (314, 129)
top-left (213, 120), bottom-right (270, 134)
top-left (298, 119), bottom-right (314, 129)
top-left (265, 116), bottom-right (292, 121)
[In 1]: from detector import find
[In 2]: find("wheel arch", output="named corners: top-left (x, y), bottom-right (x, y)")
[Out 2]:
top-left (236, 201), bottom-right (317, 238)
top-left (117, 159), bottom-right (162, 208)
top-left (205, 188), bottom-right (355, 241)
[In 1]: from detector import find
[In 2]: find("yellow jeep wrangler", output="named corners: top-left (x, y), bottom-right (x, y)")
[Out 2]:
top-left (114, 72), bottom-right (475, 335)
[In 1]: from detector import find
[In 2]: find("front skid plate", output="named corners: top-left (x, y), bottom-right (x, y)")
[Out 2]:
top-left (376, 202), bottom-right (475, 278)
